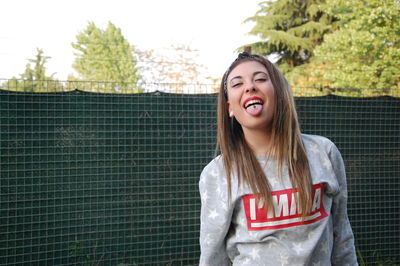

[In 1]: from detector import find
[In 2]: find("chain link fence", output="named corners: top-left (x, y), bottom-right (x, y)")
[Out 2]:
top-left (1, 85), bottom-right (399, 265)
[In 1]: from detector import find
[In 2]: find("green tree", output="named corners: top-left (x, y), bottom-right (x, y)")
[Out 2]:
top-left (70, 22), bottom-right (141, 93)
top-left (305, 0), bottom-right (400, 96)
top-left (1, 48), bottom-right (63, 92)
top-left (244, 0), bottom-right (337, 73)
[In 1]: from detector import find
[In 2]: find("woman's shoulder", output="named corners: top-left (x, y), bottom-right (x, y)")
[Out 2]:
top-left (302, 133), bottom-right (335, 148)
top-left (199, 155), bottom-right (229, 189)
top-left (301, 133), bottom-right (339, 156)
top-left (302, 133), bottom-right (332, 143)
top-left (201, 155), bottom-right (225, 175)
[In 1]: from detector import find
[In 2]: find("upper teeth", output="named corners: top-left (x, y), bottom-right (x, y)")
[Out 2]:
top-left (245, 100), bottom-right (262, 108)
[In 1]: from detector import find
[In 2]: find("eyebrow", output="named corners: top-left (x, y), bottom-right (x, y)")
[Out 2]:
top-left (229, 71), bottom-right (269, 83)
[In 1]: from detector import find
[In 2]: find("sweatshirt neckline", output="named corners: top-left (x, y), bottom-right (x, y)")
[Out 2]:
top-left (256, 154), bottom-right (276, 161)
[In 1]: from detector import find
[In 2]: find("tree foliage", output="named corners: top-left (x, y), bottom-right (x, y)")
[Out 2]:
top-left (135, 44), bottom-right (210, 93)
top-left (303, 0), bottom-right (400, 95)
top-left (70, 22), bottom-right (141, 93)
top-left (1, 48), bottom-right (63, 92)
top-left (245, 0), bottom-right (399, 96)
top-left (244, 0), bottom-right (336, 72)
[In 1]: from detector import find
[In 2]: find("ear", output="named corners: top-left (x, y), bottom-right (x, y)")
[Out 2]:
top-left (227, 101), bottom-right (234, 117)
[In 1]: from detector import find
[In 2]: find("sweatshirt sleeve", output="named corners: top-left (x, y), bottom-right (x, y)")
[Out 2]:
top-left (328, 144), bottom-right (358, 266)
top-left (199, 159), bottom-right (234, 266)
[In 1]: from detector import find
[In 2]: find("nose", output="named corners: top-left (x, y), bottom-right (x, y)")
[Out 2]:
top-left (244, 81), bottom-right (257, 93)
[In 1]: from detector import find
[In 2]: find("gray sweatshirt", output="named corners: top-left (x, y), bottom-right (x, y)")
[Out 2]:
top-left (199, 134), bottom-right (358, 266)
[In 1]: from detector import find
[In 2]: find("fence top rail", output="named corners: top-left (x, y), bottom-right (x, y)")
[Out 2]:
top-left (1, 78), bottom-right (399, 97)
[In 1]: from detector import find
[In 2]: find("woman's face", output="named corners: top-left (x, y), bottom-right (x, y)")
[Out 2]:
top-left (226, 60), bottom-right (276, 134)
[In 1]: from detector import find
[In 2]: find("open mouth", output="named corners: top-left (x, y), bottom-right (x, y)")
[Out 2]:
top-left (244, 99), bottom-right (263, 109)
top-left (243, 97), bottom-right (264, 116)
top-left (243, 96), bottom-right (264, 109)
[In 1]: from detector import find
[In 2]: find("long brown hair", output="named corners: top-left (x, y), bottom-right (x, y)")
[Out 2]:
top-left (217, 52), bottom-right (313, 215)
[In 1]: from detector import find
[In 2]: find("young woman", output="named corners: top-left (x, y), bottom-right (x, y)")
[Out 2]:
top-left (199, 52), bottom-right (358, 265)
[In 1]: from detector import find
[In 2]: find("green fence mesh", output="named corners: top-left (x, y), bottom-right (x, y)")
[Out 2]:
top-left (1, 89), bottom-right (399, 265)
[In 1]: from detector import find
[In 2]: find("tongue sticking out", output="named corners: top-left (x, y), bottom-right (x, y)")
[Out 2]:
top-left (246, 104), bottom-right (263, 116)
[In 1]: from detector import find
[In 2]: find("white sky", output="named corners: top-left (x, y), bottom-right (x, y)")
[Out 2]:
top-left (0, 0), bottom-right (261, 80)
